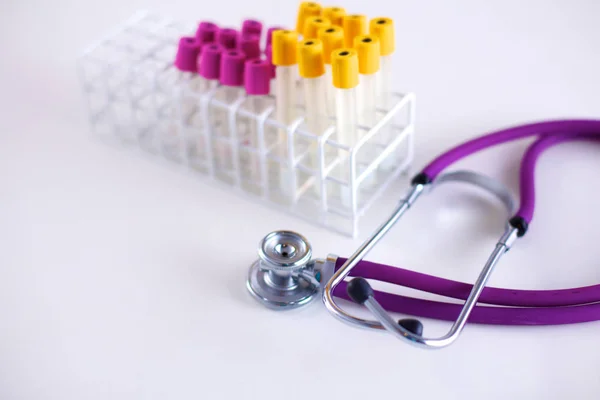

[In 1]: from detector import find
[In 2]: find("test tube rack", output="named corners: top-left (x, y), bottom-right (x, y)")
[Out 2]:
top-left (77, 11), bottom-right (416, 238)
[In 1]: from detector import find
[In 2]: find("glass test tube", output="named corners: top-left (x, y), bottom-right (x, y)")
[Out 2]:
top-left (303, 16), bottom-right (330, 39)
top-left (370, 17), bottom-right (396, 171)
top-left (192, 43), bottom-right (223, 170)
top-left (212, 50), bottom-right (246, 181)
top-left (331, 48), bottom-right (359, 209)
top-left (172, 37), bottom-right (203, 159)
top-left (298, 39), bottom-right (328, 196)
top-left (342, 14), bottom-right (366, 47)
top-left (318, 26), bottom-right (344, 119)
top-left (272, 30), bottom-right (299, 198)
top-left (239, 33), bottom-right (261, 60)
top-left (323, 6), bottom-right (346, 27)
top-left (217, 28), bottom-right (239, 50)
top-left (196, 21), bottom-right (219, 46)
top-left (354, 34), bottom-right (381, 188)
top-left (242, 59), bottom-right (272, 192)
top-left (296, 2), bottom-right (323, 36)
top-left (242, 19), bottom-right (263, 38)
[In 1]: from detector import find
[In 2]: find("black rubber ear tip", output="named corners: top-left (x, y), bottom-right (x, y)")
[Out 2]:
top-left (398, 318), bottom-right (424, 336)
top-left (346, 278), bottom-right (373, 304)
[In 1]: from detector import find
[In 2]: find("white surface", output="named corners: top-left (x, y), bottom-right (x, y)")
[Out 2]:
top-left (2, 0), bottom-right (600, 399)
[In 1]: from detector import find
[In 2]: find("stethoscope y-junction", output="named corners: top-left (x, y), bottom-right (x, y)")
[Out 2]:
top-left (247, 119), bottom-right (600, 349)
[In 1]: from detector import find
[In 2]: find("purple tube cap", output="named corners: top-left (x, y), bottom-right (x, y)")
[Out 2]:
top-left (239, 33), bottom-right (261, 59)
top-left (196, 21), bottom-right (219, 44)
top-left (242, 19), bottom-right (263, 37)
top-left (265, 45), bottom-right (276, 78)
top-left (199, 43), bottom-right (223, 80)
top-left (220, 50), bottom-right (246, 86)
top-left (174, 36), bottom-right (201, 72)
top-left (217, 28), bottom-right (239, 50)
top-left (266, 26), bottom-right (284, 46)
top-left (244, 59), bottom-right (271, 95)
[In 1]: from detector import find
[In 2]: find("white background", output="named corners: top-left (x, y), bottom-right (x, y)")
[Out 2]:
top-left (2, 0), bottom-right (600, 399)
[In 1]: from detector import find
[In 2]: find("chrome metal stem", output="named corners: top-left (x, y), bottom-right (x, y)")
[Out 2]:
top-left (365, 226), bottom-right (519, 349)
top-left (322, 183), bottom-right (426, 329)
top-left (320, 170), bottom-right (521, 349)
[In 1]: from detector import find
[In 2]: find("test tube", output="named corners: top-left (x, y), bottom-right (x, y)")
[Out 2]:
top-left (188, 43), bottom-right (221, 169)
top-left (331, 48), bottom-right (359, 209)
top-left (298, 39), bottom-right (327, 179)
top-left (354, 35), bottom-right (380, 128)
top-left (242, 19), bottom-right (263, 38)
top-left (173, 37), bottom-right (202, 118)
top-left (219, 50), bottom-right (246, 118)
top-left (369, 18), bottom-right (395, 110)
top-left (354, 34), bottom-right (381, 188)
top-left (323, 6), bottom-right (346, 27)
top-left (199, 44), bottom-right (222, 79)
top-left (272, 30), bottom-right (299, 197)
top-left (342, 14), bottom-right (366, 47)
top-left (243, 59), bottom-right (271, 188)
top-left (318, 25), bottom-right (344, 118)
top-left (303, 16), bottom-right (330, 39)
top-left (199, 44), bottom-right (223, 90)
top-left (174, 36), bottom-right (202, 75)
top-left (239, 33), bottom-right (261, 60)
top-left (217, 28), bottom-right (239, 50)
top-left (296, 2), bottom-right (323, 35)
top-left (196, 21), bottom-right (219, 45)
top-left (212, 50), bottom-right (246, 178)
top-left (369, 17), bottom-right (396, 170)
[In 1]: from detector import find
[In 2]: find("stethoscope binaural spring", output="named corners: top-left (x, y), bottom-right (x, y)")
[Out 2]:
top-left (247, 119), bottom-right (600, 349)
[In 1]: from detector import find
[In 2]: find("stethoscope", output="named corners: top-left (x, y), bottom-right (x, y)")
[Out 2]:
top-left (247, 119), bottom-right (600, 349)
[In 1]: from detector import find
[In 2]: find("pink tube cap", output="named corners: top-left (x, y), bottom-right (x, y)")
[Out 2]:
top-left (174, 36), bottom-right (201, 72)
top-left (265, 45), bottom-right (276, 78)
top-left (199, 43), bottom-right (222, 80)
top-left (266, 26), bottom-right (284, 47)
top-left (242, 19), bottom-right (263, 37)
top-left (244, 59), bottom-right (271, 95)
top-left (239, 34), bottom-right (261, 59)
top-left (196, 21), bottom-right (219, 44)
top-left (220, 50), bottom-right (246, 86)
top-left (217, 28), bottom-right (239, 50)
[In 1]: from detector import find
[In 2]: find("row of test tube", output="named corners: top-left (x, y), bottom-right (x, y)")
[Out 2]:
top-left (170, 3), bottom-right (400, 210)
top-left (78, 6), bottom-right (414, 236)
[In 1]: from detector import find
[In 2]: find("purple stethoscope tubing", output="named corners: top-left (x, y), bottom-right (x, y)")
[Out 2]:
top-left (333, 120), bottom-right (600, 326)
top-left (421, 119), bottom-right (600, 223)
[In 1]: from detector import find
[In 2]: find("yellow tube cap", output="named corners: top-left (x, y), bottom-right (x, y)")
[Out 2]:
top-left (331, 48), bottom-right (358, 89)
top-left (354, 35), bottom-right (380, 75)
top-left (369, 17), bottom-right (395, 56)
top-left (323, 6), bottom-right (346, 27)
top-left (272, 30), bottom-right (299, 66)
top-left (296, 2), bottom-right (322, 33)
top-left (318, 25), bottom-right (344, 64)
top-left (342, 14), bottom-right (367, 47)
top-left (303, 16), bottom-right (330, 39)
top-left (298, 39), bottom-right (325, 78)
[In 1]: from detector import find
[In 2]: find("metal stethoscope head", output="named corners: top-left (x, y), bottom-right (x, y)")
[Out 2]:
top-left (247, 230), bottom-right (336, 309)
top-left (247, 120), bottom-right (600, 349)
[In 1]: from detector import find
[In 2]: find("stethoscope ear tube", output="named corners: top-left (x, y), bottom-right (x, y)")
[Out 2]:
top-left (420, 119), bottom-right (600, 181)
top-left (334, 257), bottom-right (600, 325)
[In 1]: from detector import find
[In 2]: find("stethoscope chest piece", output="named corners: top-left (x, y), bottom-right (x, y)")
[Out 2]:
top-left (246, 231), bottom-right (335, 310)
top-left (247, 231), bottom-right (324, 310)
